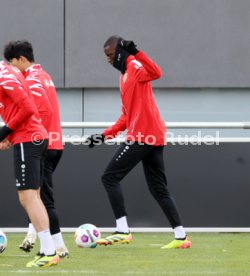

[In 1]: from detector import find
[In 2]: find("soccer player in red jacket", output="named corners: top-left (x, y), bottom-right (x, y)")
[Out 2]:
top-left (87, 36), bottom-right (191, 249)
top-left (0, 61), bottom-right (60, 267)
top-left (4, 40), bottom-right (68, 257)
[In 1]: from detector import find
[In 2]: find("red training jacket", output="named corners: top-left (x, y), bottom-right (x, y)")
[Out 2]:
top-left (0, 61), bottom-right (48, 145)
top-left (103, 51), bottom-right (166, 146)
top-left (23, 64), bottom-right (63, 150)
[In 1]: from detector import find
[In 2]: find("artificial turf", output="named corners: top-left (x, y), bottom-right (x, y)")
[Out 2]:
top-left (0, 233), bottom-right (249, 276)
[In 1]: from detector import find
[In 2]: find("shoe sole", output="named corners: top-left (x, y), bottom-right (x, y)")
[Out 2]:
top-left (179, 242), bottom-right (191, 249)
top-left (26, 255), bottom-right (60, 268)
top-left (27, 262), bottom-right (59, 268)
top-left (161, 242), bottom-right (192, 249)
top-left (41, 261), bottom-right (59, 267)
top-left (97, 240), bottom-right (132, 246)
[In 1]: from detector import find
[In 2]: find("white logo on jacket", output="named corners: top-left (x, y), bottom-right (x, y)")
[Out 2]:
top-left (44, 79), bottom-right (55, 88)
top-left (132, 60), bottom-right (142, 69)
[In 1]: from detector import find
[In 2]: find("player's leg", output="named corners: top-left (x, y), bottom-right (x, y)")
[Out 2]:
top-left (18, 189), bottom-right (50, 231)
top-left (21, 150), bottom-right (68, 257)
top-left (98, 142), bottom-right (152, 245)
top-left (142, 146), bottom-right (191, 249)
top-left (19, 147), bottom-right (48, 252)
top-left (19, 189), bottom-right (61, 267)
top-left (14, 141), bottom-right (60, 267)
top-left (41, 149), bottom-right (69, 258)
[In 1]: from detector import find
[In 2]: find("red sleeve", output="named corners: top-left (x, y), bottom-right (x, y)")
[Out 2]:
top-left (2, 81), bottom-right (36, 130)
top-left (26, 76), bottom-right (53, 130)
top-left (103, 106), bottom-right (127, 138)
top-left (128, 51), bottom-right (162, 82)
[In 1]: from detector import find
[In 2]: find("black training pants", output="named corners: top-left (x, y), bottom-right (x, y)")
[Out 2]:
top-left (101, 142), bottom-right (182, 228)
top-left (40, 149), bottom-right (63, 235)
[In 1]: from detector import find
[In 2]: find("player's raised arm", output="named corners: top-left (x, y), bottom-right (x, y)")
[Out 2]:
top-left (133, 50), bottom-right (162, 81)
top-left (121, 40), bottom-right (162, 82)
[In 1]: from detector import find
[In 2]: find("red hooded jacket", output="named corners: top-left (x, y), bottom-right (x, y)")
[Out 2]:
top-left (24, 64), bottom-right (63, 150)
top-left (0, 61), bottom-right (48, 145)
top-left (103, 51), bottom-right (166, 146)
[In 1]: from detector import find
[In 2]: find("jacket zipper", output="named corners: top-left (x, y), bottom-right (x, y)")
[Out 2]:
top-left (123, 105), bottom-right (128, 115)
top-left (131, 112), bottom-right (138, 133)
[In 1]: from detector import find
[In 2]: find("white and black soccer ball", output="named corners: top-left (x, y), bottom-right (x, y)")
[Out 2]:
top-left (74, 224), bottom-right (101, 248)
top-left (0, 230), bottom-right (7, 254)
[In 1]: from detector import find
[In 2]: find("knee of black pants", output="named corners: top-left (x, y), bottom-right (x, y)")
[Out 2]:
top-left (148, 185), bottom-right (170, 199)
top-left (40, 193), bottom-right (55, 210)
top-left (44, 201), bottom-right (55, 210)
top-left (101, 172), bottom-right (119, 190)
top-left (42, 200), bottom-right (55, 210)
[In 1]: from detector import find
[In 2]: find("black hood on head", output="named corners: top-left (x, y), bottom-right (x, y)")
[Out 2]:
top-left (113, 39), bottom-right (130, 74)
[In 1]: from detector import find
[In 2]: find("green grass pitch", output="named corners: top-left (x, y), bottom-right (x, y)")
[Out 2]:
top-left (0, 233), bottom-right (250, 275)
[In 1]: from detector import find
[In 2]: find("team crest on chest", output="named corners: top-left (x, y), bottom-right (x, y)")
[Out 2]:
top-left (44, 79), bottom-right (50, 87)
top-left (123, 73), bottom-right (128, 83)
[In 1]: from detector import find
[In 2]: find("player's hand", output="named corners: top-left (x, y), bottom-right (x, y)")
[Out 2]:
top-left (0, 139), bottom-right (12, 151)
top-left (85, 134), bottom-right (105, 148)
top-left (0, 125), bottom-right (13, 142)
top-left (120, 40), bottom-right (139, 55)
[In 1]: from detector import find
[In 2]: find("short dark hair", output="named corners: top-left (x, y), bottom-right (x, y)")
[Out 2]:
top-left (4, 40), bottom-right (34, 62)
top-left (103, 35), bottom-right (123, 48)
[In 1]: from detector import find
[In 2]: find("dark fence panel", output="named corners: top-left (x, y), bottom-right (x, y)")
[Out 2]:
top-left (1, 143), bottom-right (250, 228)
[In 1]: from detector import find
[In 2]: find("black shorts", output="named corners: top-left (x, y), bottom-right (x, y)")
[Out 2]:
top-left (14, 140), bottom-right (48, 191)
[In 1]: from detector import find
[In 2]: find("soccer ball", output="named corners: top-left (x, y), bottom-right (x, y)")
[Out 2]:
top-left (0, 230), bottom-right (7, 254)
top-left (74, 224), bottom-right (101, 248)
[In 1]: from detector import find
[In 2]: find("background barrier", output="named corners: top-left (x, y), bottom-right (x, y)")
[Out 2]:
top-left (1, 122), bottom-right (250, 230)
